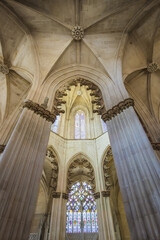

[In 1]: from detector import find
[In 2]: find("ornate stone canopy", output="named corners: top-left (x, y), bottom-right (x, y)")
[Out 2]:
top-left (67, 156), bottom-right (96, 193)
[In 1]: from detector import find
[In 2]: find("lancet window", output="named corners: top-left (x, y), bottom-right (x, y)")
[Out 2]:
top-left (66, 182), bottom-right (98, 233)
top-left (51, 115), bottom-right (60, 133)
top-left (75, 110), bottom-right (85, 139)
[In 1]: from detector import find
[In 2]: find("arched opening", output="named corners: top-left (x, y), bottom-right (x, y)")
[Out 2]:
top-left (66, 156), bottom-right (98, 239)
top-left (50, 78), bottom-right (108, 139)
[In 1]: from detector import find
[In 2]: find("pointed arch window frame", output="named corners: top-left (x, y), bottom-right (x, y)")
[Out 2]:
top-left (66, 181), bottom-right (98, 233)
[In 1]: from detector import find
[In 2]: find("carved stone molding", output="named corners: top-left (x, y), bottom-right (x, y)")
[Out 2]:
top-left (57, 79), bottom-right (134, 123)
top-left (71, 26), bottom-right (84, 40)
top-left (56, 80), bottom-right (134, 123)
top-left (23, 99), bottom-right (56, 123)
top-left (67, 157), bottom-right (96, 192)
top-left (101, 98), bottom-right (134, 122)
top-left (101, 190), bottom-right (110, 197)
top-left (0, 145), bottom-right (6, 153)
top-left (51, 89), bottom-right (67, 117)
top-left (93, 192), bottom-right (100, 199)
top-left (152, 143), bottom-right (160, 151)
top-left (46, 149), bottom-right (58, 191)
top-left (147, 62), bottom-right (159, 73)
top-left (62, 193), bottom-right (68, 200)
top-left (103, 146), bottom-right (114, 194)
top-left (0, 62), bottom-right (9, 75)
top-left (46, 149), bottom-right (55, 159)
top-left (58, 77), bottom-right (107, 120)
top-left (52, 192), bottom-right (61, 198)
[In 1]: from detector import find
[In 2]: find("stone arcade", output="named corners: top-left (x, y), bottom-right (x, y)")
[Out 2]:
top-left (0, 1), bottom-right (160, 240)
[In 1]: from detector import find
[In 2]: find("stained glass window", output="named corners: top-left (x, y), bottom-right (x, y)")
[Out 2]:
top-left (51, 115), bottom-right (60, 133)
top-left (75, 110), bottom-right (85, 139)
top-left (66, 182), bottom-right (98, 233)
top-left (101, 118), bottom-right (107, 133)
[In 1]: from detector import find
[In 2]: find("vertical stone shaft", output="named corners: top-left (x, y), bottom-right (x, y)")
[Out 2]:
top-left (102, 197), bottom-right (116, 240)
top-left (96, 194), bottom-right (115, 240)
top-left (49, 196), bottom-right (67, 240)
top-left (95, 198), bottom-right (104, 239)
top-left (0, 108), bottom-right (51, 240)
top-left (107, 107), bottom-right (160, 240)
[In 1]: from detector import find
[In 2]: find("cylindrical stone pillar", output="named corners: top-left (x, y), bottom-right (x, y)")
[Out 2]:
top-left (60, 193), bottom-right (68, 240)
top-left (94, 192), bottom-right (102, 240)
top-left (105, 104), bottom-right (160, 240)
top-left (0, 101), bottom-right (55, 240)
top-left (49, 193), bottom-right (67, 240)
top-left (48, 192), bottom-right (61, 240)
top-left (101, 191), bottom-right (116, 240)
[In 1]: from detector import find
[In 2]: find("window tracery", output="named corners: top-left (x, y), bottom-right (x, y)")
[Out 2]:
top-left (66, 182), bottom-right (98, 233)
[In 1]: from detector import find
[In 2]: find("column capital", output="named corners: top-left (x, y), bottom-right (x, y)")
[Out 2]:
top-left (52, 192), bottom-right (61, 198)
top-left (0, 144), bottom-right (6, 153)
top-left (101, 190), bottom-right (110, 198)
top-left (62, 193), bottom-right (68, 200)
top-left (93, 192), bottom-right (100, 199)
top-left (102, 98), bottom-right (134, 122)
top-left (147, 62), bottom-right (159, 73)
top-left (23, 99), bottom-right (56, 123)
top-left (152, 142), bottom-right (160, 151)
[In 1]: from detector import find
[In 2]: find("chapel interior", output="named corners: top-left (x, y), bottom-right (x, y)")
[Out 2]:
top-left (0, 1), bottom-right (160, 240)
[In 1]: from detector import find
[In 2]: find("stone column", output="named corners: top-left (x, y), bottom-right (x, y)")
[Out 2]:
top-left (0, 100), bottom-right (56, 240)
top-left (49, 192), bottom-right (61, 240)
top-left (102, 99), bottom-right (160, 240)
top-left (60, 193), bottom-right (68, 240)
top-left (95, 189), bottom-right (116, 240)
top-left (43, 214), bottom-right (50, 240)
top-left (93, 193), bottom-right (101, 237)
top-left (49, 192), bottom-right (67, 240)
top-left (101, 191), bottom-right (116, 240)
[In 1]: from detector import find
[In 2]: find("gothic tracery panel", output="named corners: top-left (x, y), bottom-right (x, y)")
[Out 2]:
top-left (67, 157), bottom-right (95, 193)
top-left (66, 182), bottom-right (98, 233)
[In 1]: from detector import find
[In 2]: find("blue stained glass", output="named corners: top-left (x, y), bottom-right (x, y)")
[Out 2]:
top-left (66, 182), bottom-right (98, 233)
top-left (84, 206), bottom-right (88, 211)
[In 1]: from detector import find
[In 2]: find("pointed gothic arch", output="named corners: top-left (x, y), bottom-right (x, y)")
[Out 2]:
top-left (66, 154), bottom-right (96, 193)
top-left (66, 154), bottom-right (98, 234)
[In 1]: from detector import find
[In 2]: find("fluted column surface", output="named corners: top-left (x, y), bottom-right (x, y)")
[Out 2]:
top-left (107, 107), bottom-right (160, 240)
top-left (0, 108), bottom-right (51, 240)
top-left (97, 196), bottom-right (116, 240)
top-left (49, 197), bottom-right (67, 240)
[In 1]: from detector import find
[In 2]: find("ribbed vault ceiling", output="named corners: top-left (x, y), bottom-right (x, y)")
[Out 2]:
top-left (0, 0), bottom-right (160, 125)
